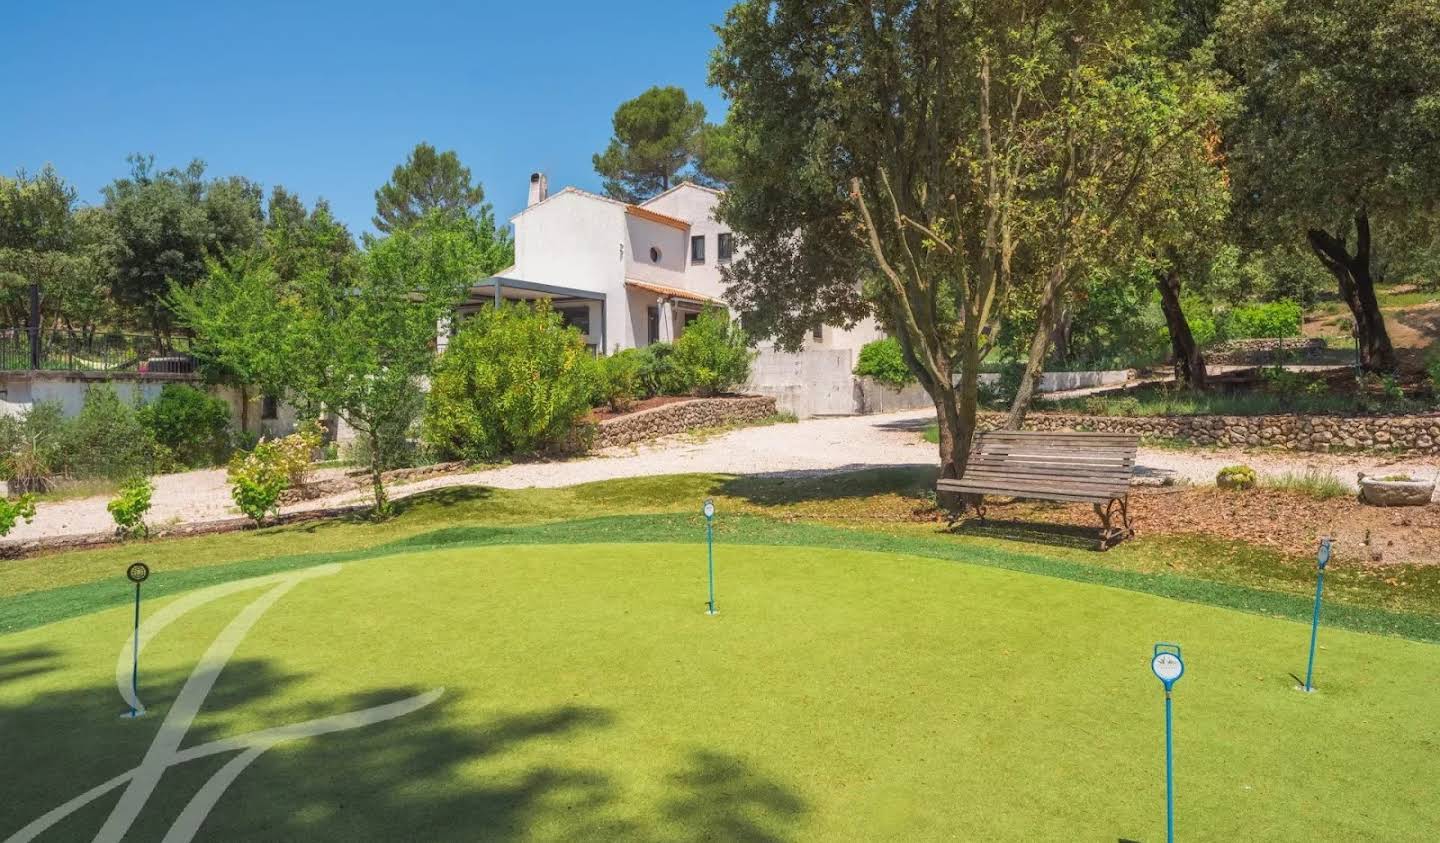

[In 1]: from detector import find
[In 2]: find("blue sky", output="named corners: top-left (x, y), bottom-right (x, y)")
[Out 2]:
top-left (1, 0), bottom-right (732, 233)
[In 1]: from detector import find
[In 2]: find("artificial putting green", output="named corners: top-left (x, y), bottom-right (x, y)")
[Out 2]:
top-left (2, 542), bottom-right (1436, 841)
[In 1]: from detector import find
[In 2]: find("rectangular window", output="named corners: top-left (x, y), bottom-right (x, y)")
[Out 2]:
top-left (690, 235), bottom-right (706, 264)
top-left (717, 232), bottom-right (733, 263)
top-left (261, 394), bottom-right (279, 421)
top-left (557, 305), bottom-right (590, 335)
top-left (647, 306), bottom-right (660, 345)
top-left (812, 323), bottom-right (824, 342)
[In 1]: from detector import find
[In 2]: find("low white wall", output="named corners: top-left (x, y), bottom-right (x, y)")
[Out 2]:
top-left (746, 348), bottom-right (857, 417)
top-left (749, 349), bottom-right (1135, 419)
top-left (0, 372), bottom-right (299, 438)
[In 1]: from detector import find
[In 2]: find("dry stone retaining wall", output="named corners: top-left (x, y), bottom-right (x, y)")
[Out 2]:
top-left (594, 396), bottom-right (778, 448)
top-left (979, 410), bottom-right (1440, 454)
top-left (1205, 337), bottom-right (1326, 365)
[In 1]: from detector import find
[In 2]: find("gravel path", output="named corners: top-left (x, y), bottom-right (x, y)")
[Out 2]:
top-left (8, 409), bottom-right (1435, 544)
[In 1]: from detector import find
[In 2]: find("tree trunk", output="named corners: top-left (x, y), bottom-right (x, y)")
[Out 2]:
top-left (238, 383), bottom-right (251, 434)
top-left (1306, 212), bottom-right (1396, 372)
top-left (1156, 266), bottom-right (1208, 390)
top-left (367, 428), bottom-right (389, 518)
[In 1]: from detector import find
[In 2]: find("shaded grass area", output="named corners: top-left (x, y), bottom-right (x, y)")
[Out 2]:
top-left (3, 543), bottom-right (1437, 841)
top-left (7, 511), bottom-right (1440, 644)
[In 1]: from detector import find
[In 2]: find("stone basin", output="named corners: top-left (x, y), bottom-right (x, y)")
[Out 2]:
top-left (1358, 474), bottom-right (1437, 507)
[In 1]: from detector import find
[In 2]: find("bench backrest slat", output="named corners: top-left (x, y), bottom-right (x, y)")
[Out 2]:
top-left (938, 430), bottom-right (1139, 503)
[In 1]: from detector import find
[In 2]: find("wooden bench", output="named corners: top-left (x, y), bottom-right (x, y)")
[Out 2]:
top-left (937, 430), bottom-right (1139, 550)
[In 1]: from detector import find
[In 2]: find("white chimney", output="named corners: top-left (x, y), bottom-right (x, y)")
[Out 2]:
top-left (527, 172), bottom-right (548, 207)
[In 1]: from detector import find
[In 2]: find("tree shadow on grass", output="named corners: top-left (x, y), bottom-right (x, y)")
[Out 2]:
top-left (946, 505), bottom-right (1102, 552)
top-left (389, 485), bottom-right (495, 516)
top-left (0, 643), bottom-right (61, 684)
top-left (661, 750), bottom-right (808, 843)
top-left (719, 465), bottom-right (938, 507)
top-left (2, 650), bottom-right (810, 841)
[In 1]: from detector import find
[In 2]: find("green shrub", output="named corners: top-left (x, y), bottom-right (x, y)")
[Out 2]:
top-left (1185, 308), bottom-right (1219, 348)
top-left (137, 385), bottom-right (232, 468)
top-left (66, 385), bottom-right (154, 481)
top-left (596, 348), bottom-right (645, 411)
top-left (1219, 300), bottom-right (1302, 340)
top-left (227, 441), bottom-right (290, 526)
top-left (1261, 470), bottom-right (1349, 500)
top-left (262, 423), bottom-right (323, 486)
top-left (635, 342), bottom-right (687, 397)
top-left (0, 494), bottom-right (36, 536)
top-left (0, 402), bottom-right (67, 486)
top-left (1427, 355), bottom-right (1440, 397)
top-left (1216, 464), bottom-right (1257, 490)
top-left (423, 301), bottom-right (599, 461)
top-left (672, 307), bottom-right (754, 396)
top-left (854, 338), bottom-right (915, 387)
top-left (107, 476), bottom-right (153, 537)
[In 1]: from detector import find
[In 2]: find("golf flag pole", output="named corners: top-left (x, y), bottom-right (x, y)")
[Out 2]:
top-left (1303, 538), bottom-right (1333, 693)
top-left (1151, 643), bottom-right (1185, 843)
top-left (125, 562), bottom-right (150, 718)
top-left (703, 499), bottom-right (716, 615)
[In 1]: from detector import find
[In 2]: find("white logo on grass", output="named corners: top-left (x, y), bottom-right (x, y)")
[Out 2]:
top-left (7, 565), bottom-right (443, 843)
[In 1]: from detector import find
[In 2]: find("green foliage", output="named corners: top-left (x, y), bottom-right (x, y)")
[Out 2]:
top-left (1261, 470), bottom-right (1350, 501)
top-left (106, 476), bottom-right (153, 537)
top-left (226, 440), bottom-right (291, 526)
top-left (102, 156), bottom-right (263, 332)
top-left (1219, 300), bottom-right (1302, 340)
top-left (423, 302), bottom-right (599, 461)
top-left (137, 385), bottom-right (231, 468)
top-left (176, 214), bottom-right (480, 516)
top-left (0, 402), bottom-right (68, 487)
top-left (592, 86), bottom-right (718, 201)
top-left (853, 338), bottom-right (914, 387)
top-left (1216, 465), bottom-right (1257, 490)
top-left (1427, 355), bottom-right (1440, 394)
top-left (374, 143), bottom-right (485, 232)
top-left (67, 385), bottom-right (154, 481)
top-left (1181, 299), bottom-right (1219, 348)
top-left (0, 494), bottom-right (36, 536)
top-left (634, 342), bottom-right (686, 397)
top-left (596, 348), bottom-right (645, 411)
top-left (671, 307), bottom-right (753, 396)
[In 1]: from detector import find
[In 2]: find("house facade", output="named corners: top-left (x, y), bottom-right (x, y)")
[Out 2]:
top-left (458, 174), bottom-right (881, 357)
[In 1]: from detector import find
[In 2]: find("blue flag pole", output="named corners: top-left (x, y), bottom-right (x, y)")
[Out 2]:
top-left (703, 499), bottom-right (717, 615)
top-left (1303, 538), bottom-right (1332, 693)
top-left (1151, 643), bottom-right (1184, 843)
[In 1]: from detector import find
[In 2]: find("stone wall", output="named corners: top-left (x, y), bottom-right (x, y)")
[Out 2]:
top-left (594, 396), bottom-right (778, 448)
top-left (1206, 337), bottom-right (1326, 365)
top-left (978, 410), bottom-right (1440, 454)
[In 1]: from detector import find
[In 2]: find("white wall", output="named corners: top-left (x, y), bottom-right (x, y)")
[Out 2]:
top-left (0, 373), bottom-right (300, 438)
top-left (510, 191), bottom-right (633, 346)
top-left (642, 184), bottom-right (729, 301)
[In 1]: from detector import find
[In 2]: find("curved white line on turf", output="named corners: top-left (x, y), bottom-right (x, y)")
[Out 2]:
top-left (7, 565), bottom-right (442, 843)
top-left (115, 564), bottom-right (342, 712)
top-left (3, 688), bottom-right (444, 843)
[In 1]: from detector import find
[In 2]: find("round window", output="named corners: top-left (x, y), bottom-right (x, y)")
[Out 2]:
top-left (649, 246), bottom-right (662, 263)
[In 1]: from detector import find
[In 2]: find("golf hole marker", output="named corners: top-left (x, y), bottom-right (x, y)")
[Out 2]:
top-left (702, 498), bottom-right (717, 615)
top-left (1151, 643), bottom-right (1184, 843)
top-left (124, 562), bottom-right (150, 719)
top-left (1301, 538), bottom-right (1333, 693)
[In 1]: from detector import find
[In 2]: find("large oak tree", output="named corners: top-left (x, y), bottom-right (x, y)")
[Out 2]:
top-left (712, 0), bottom-right (1228, 482)
top-left (1218, 0), bottom-right (1440, 372)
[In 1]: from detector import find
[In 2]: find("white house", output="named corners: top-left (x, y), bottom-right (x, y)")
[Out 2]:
top-left (458, 174), bottom-right (882, 356)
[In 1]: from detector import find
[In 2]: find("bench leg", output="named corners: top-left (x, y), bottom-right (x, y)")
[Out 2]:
top-left (1094, 497), bottom-right (1134, 551)
top-left (967, 494), bottom-right (987, 524)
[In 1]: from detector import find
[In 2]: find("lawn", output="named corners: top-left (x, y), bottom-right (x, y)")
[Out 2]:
top-left (4, 539), bottom-right (1437, 841)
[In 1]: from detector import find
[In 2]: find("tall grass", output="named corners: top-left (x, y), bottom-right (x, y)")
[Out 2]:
top-left (1261, 469), bottom-right (1352, 500)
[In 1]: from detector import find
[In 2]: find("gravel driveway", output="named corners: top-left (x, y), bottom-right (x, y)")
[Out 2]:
top-left (8, 409), bottom-right (1435, 544)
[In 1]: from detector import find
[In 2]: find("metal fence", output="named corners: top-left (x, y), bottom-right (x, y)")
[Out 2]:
top-left (0, 330), bottom-right (198, 374)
